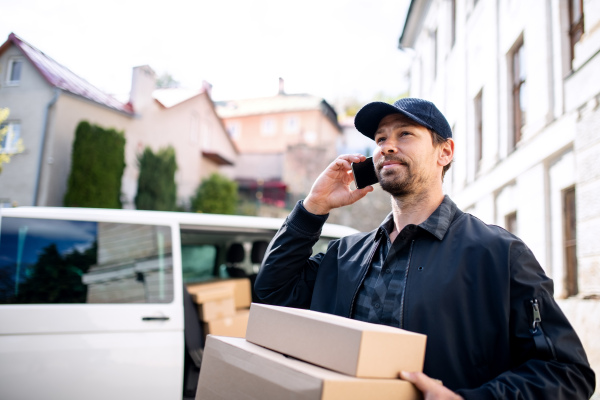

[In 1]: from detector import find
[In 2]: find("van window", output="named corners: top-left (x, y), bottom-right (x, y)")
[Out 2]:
top-left (181, 244), bottom-right (217, 283)
top-left (0, 217), bottom-right (173, 304)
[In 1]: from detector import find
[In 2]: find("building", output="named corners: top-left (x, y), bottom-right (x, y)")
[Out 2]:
top-left (124, 66), bottom-right (237, 209)
top-left (216, 79), bottom-right (342, 209)
top-left (0, 33), bottom-right (236, 209)
top-left (399, 0), bottom-right (600, 386)
top-left (0, 33), bottom-right (132, 207)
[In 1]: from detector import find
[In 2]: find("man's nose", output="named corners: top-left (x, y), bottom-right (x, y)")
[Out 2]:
top-left (380, 140), bottom-right (398, 154)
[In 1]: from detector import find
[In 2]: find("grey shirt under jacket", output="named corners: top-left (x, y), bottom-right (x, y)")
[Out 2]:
top-left (254, 196), bottom-right (595, 399)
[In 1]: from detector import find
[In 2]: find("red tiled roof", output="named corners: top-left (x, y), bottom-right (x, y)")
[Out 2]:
top-left (0, 33), bottom-right (133, 115)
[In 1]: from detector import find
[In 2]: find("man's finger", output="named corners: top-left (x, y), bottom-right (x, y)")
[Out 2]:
top-left (399, 371), bottom-right (442, 390)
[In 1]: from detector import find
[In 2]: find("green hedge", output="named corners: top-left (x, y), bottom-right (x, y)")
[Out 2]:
top-left (190, 173), bottom-right (238, 214)
top-left (135, 146), bottom-right (178, 211)
top-left (63, 121), bottom-right (125, 208)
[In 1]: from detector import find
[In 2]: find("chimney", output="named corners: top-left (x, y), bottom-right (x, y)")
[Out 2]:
top-left (278, 77), bottom-right (285, 95)
top-left (202, 80), bottom-right (213, 98)
top-left (129, 65), bottom-right (157, 111)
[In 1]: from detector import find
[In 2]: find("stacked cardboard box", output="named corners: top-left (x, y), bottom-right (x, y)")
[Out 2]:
top-left (196, 303), bottom-right (427, 399)
top-left (186, 278), bottom-right (252, 340)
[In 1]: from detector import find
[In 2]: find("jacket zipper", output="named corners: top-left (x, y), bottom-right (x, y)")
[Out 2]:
top-left (399, 240), bottom-right (415, 329)
top-left (530, 298), bottom-right (542, 332)
top-left (348, 235), bottom-right (382, 318)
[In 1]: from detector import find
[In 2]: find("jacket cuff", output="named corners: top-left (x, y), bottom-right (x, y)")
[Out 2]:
top-left (286, 200), bottom-right (329, 235)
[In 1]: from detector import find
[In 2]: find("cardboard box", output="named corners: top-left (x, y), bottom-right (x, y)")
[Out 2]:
top-left (245, 303), bottom-right (427, 379)
top-left (191, 286), bottom-right (233, 304)
top-left (196, 336), bottom-right (421, 400)
top-left (197, 297), bottom-right (236, 322)
top-left (187, 278), bottom-right (251, 309)
top-left (203, 309), bottom-right (250, 338)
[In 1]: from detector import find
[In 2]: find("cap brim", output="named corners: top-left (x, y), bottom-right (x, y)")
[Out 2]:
top-left (354, 101), bottom-right (433, 140)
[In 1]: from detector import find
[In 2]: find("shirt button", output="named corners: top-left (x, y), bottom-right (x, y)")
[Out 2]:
top-left (385, 268), bottom-right (391, 274)
top-left (374, 303), bottom-right (380, 309)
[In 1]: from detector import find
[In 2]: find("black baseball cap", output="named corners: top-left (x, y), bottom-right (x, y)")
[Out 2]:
top-left (354, 97), bottom-right (452, 140)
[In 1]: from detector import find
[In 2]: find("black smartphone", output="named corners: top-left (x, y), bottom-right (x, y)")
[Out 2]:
top-left (351, 157), bottom-right (379, 189)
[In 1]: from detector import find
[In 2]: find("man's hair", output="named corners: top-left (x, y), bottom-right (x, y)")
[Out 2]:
top-left (430, 130), bottom-right (453, 180)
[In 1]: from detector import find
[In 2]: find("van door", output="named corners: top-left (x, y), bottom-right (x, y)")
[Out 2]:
top-left (0, 214), bottom-right (184, 400)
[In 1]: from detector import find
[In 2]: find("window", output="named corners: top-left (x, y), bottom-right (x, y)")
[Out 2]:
top-left (0, 122), bottom-right (21, 153)
top-left (510, 39), bottom-right (526, 151)
top-left (505, 211), bottom-right (518, 236)
top-left (285, 116), bottom-right (299, 134)
top-left (450, 0), bottom-right (457, 48)
top-left (569, 0), bottom-right (584, 67)
top-left (0, 217), bottom-right (174, 304)
top-left (190, 113), bottom-right (199, 143)
top-left (181, 244), bottom-right (217, 283)
top-left (6, 58), bottom-right (23, 85)
top-left (227, 122), bottom-right (241, 140)
top-left (433, 28), bottom-right (438, 80)
top-left (563, 186), bottom-right (578, 297)
top-left (261, 118), bottom-right (275, 136)
top-left (474, 90), bottom-right (483, 172)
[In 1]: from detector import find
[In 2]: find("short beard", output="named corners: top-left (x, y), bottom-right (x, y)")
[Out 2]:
top-left (376, 157), bottom-right (421, 197)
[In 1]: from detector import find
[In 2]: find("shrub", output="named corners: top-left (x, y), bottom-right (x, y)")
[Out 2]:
top-left (63, 121), bottom-right (125, 208)
top-left (190, 173), bottom-right (238, 214)
top-left (135, 146), bottom-right (178, 211)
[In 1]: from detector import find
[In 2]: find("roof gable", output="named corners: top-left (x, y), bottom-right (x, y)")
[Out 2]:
top-left (0, 33), bottom-right (133, 115)
top-left (216, 94), bottom-right (341, 132)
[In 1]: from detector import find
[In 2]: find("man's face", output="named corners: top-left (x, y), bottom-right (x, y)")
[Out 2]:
top-left (373, 113), bottom-right (442, 197)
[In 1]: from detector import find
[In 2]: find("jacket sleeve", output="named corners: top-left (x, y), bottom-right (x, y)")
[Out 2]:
top-left (456, 244), bottom-right (596, 400)
top-left (253, 201), bottom-right (329, 309)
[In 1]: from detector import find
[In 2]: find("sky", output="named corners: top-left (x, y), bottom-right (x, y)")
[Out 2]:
top-left (0, 0), bottom-right (412, 109)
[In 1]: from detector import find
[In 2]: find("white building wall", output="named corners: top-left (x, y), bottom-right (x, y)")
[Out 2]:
top-left (400, 0), bottom-right (600, 389)
top-left (516, 163), bottom-right (548, 269)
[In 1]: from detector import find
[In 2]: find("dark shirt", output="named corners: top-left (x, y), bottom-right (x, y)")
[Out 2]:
top-left (352, 197), bottom-right (458, 327)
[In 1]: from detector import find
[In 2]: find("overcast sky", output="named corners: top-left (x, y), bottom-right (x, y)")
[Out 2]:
top-left (1, 0), bottom-right (411, 107)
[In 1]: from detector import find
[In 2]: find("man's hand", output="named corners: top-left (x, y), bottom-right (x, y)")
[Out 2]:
top-left (303, 154), bottom-right (375, 215)
top-left (399, 371), bottom-right (463, 400)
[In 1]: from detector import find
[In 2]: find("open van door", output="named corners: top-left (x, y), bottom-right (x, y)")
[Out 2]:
top-left (0, 210), bottom-right (185, 400)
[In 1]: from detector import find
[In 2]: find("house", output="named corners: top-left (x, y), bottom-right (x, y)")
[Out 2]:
top-left (399, 0), bottom-right (600, 379)
top-left (216, 79), bottom-right (342, 209)
top-left (0, 33), bottom-right (236, 209)
top-left (0, 33), bottom-right (132, 207)
top-left (124, 66), bottom-right (237, 209)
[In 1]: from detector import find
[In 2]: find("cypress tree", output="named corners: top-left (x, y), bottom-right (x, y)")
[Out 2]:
top-left (135, 146), bottom-right (178, 211)
top-left (63, 121), bottom-right (125, 208)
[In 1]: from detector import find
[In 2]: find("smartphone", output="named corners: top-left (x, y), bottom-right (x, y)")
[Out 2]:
top-left (351, 157), bottom-right (379, 189)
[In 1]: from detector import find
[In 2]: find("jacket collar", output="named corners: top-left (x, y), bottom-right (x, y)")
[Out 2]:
top-left (376, 195), bottom-right (459, 241)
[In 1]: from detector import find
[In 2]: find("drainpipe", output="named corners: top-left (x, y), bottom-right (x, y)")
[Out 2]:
top-left (32, 88), bottom-right (60, 206)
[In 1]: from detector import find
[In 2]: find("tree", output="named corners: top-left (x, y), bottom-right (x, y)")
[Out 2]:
top-left (190, 173), bottom-right (238, 214)
top-left (135, 146), bottom-right (178, 211)
top-left (0, 108), bottom-right (24, 173)
top-left (63, 121), bottom-right (126, 208)
top-left (14, 242), bottom-right (97, 304)
top-left (156, 73), bottom-right (180, 89)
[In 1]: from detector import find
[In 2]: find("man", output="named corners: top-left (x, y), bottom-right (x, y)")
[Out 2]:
top-left (254, 98), bottom-right (595, 399)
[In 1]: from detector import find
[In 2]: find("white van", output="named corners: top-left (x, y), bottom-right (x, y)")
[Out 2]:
top-left (0, 207), bottom-right (357, 400)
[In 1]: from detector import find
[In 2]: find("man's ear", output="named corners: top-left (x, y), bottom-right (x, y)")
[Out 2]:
top-left (438, 138), bottom-right (454, 167)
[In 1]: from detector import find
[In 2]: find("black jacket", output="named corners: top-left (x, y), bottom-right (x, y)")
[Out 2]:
top-left (255, 200), bottom-right (595, 399)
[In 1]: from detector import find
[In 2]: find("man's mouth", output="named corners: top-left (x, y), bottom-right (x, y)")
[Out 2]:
top-left (377, 158), bottom-right (408, 171)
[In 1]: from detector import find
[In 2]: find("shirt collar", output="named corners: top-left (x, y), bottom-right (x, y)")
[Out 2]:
top-left (377, 195), bottom-right (458, 241)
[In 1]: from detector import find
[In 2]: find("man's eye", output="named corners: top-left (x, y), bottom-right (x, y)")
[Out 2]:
top-left (376, 137), bottom-right (385, 143)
